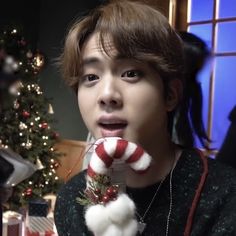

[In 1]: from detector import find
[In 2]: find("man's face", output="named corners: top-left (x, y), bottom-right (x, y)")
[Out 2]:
top-left (77, 33), bottom-right (172, 151)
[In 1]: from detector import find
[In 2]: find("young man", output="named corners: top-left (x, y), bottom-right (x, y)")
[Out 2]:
top-left (55, 1), bottom-right (236, 235)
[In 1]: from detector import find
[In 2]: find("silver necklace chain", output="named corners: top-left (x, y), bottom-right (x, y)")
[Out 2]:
top-left (136, 152), bottom-right (177, 235)
top-left (136, 175), bottom-right (166, 222)
top-left (165, 162), bottom-right (174, 236)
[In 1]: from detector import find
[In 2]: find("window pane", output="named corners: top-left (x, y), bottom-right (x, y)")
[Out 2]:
top-left (212, 56), bottom-right (236, 150)
top-left (218, 0), bottom-right (236, 18)
top-left (216, 22), bottom-right (236, 53)
top-left (188, 24), bottom-right (213, 49)
top-left (189, 0), bottom-right (214, 22)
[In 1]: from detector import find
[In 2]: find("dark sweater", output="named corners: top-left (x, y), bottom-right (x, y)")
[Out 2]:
top-left (217, 106), bottom-right (236, 169)
top-left (54, 149), bottom-right (236, 236)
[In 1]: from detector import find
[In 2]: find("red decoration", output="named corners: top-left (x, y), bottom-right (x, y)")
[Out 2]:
top-left (53, 162), bottom-right (59, 169)
top-left (52, 132), bottom-right (59, 139)
top-left (18, 38), bottom-right (26, 46)
top-left (78, 175), bottom-right (119, 206)
top-left (0, 48), bottom-right (6, 60)
top-left (25, 188), bottom-right (32, 196)
top-left (41, 122), bottom-right (48, 129)
top-left (22, 110), bottom-right (30, 118)
top-left (102, 195), bottom-right (110, 203)
top-left (94, 188), bottom-right (101, 195)
top-left (106, 186), bottom-right (118, 199)
top-left (26, 228), bottom-right (55, 236)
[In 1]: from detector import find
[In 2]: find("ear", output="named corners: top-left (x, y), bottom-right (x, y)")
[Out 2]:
top-left (165, 79), bottom-right (183, 112)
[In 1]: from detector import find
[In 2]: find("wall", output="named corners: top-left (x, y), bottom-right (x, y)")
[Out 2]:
top-left (38, 0), bottom-right (103, 141)
top-left (0, 0), bottom-right (40, 50)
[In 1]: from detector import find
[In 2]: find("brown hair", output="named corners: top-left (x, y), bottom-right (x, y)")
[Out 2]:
top-left (60, 0), bottom-right (184, 92)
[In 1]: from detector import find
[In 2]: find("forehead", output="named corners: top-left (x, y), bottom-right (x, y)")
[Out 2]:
top-left (81, 32), bottom-right (117, 59)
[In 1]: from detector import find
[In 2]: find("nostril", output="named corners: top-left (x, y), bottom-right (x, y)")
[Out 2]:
top-left (99, 98), bottom-right (122, 107)
top-left (110, 99), bottom-right (118, 105)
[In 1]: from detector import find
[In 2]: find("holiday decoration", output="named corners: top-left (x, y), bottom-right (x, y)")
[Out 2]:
top-left (78, 137), bottom-right (152, 236)
top-left (27, 216), bottom-right (55, 235)
top-left (0, 27), bottom-right (61, 210)
top-left (32, 51), bottom-right (45, 73)
top-left (2, 211), bottom-right (24, 236)
top-left (0, 148), bottom-right (37, 187)
top-left (26, 199), bottom-right (56, 236)
top-left (28, 199), bottom-right (49, 217)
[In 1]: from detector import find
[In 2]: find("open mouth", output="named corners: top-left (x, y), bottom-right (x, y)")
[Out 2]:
top-left (98, 123), bottom-right (127, 130)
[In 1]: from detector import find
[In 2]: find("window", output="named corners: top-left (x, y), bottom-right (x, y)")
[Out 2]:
top-left (186, 0), bottom-right (236, 153)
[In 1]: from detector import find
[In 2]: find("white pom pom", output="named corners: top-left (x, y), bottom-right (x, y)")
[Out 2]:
top-left (106, 194), bottom-right (136, 225)
top-left (85, 204), bottom-right (110, 234)
top-left (123, 219), bottom-right (138, 236)
top-left (102, 224), bottom-right (123, 236)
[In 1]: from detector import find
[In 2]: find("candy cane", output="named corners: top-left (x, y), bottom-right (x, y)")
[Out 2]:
top-left (84, 137), bottom-right (150, 236)
top-left (87, 137), bottom-right (152, 178)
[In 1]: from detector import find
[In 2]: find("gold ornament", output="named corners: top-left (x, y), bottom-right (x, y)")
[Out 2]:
top-left (32, 52), bottom-right (45, 73)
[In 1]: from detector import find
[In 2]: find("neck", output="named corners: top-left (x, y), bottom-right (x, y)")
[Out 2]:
top-left (126, 141), bottom-right (179, 188)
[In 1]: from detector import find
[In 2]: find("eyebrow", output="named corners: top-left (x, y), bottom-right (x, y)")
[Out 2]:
top-left (81, 54), bottom-right (130, 67)
top-left (82, 57), bottom-right (100, 67)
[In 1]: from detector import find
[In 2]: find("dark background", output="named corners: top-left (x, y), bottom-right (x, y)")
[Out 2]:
top-left (1, 0), bottom-right (105, 141)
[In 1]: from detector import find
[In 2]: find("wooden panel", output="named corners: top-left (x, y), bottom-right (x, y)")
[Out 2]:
top-left (175, 0), bottom-right (188, 30)
top-left (54, 139), bottom-right (86, 182)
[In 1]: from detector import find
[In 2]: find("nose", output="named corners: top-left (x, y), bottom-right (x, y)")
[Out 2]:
top-left (98, 78), bottom-right (122, 109)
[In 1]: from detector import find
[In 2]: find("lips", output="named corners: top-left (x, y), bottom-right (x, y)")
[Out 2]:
top-left (98, 116), bottom-right (127, 137)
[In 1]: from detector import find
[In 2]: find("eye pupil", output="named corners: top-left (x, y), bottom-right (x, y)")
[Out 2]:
top-left (88, 74), bottom-right (97, 81)
top-left (127, 71), bottom-right (136, 77)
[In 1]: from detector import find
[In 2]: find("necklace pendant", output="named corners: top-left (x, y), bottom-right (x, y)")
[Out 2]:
top-left (138, 221), bottom-right (146, 234)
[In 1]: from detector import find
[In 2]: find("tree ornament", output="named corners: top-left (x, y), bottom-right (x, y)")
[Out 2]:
top-left (32, 52), bottom-right (45, 73)
top-left (52, 161), bottom-right (59, 169)
top-left (25, 139), bottom-right (32, 150)
top-left (25, 188), bottom-right (33, 196)
top-left (48, 103), bottom-right (54, 114)
top-left (19, 38), bottom-right (26, 46)
top-left (52, 132), bottom-right (59, 139)
top-left (19, 122), bottom-right (27, 130)
top-left (0, 48), bottom-right (6, 60)
top-left (41, 122), bottom-right (48, 129)
top-left (36, 157), bottom-right (45, 170)
top-left (26, 50), bottom-right (33, 59)
top-left (13, 100), bottom-right (20, 110)
top-left (3, 56), bottom-right (19, 74)
top-left (22, 110), bottom-right (30, 118)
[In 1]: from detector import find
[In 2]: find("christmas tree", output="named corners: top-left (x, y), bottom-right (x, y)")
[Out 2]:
top-left (0, 27), bottom-right (61, 210)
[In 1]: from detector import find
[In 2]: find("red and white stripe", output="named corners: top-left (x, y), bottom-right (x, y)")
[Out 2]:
top-left (87, 137), bottom-right (152, 178)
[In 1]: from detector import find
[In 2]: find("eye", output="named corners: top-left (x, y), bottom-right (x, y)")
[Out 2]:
top-left (80, 74), bottom-right (99, 86)
top-left (83, 74), bottom-right (99, 82)
top-left (121, 70), bottom-right (144, 80)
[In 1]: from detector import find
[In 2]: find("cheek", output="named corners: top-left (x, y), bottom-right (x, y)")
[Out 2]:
top-left (127, 85), bottom-right (168, 128)
top-left (77, 90), bottom-right (92, 124)
top-left (128, 84), bottom-right (166, 113)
